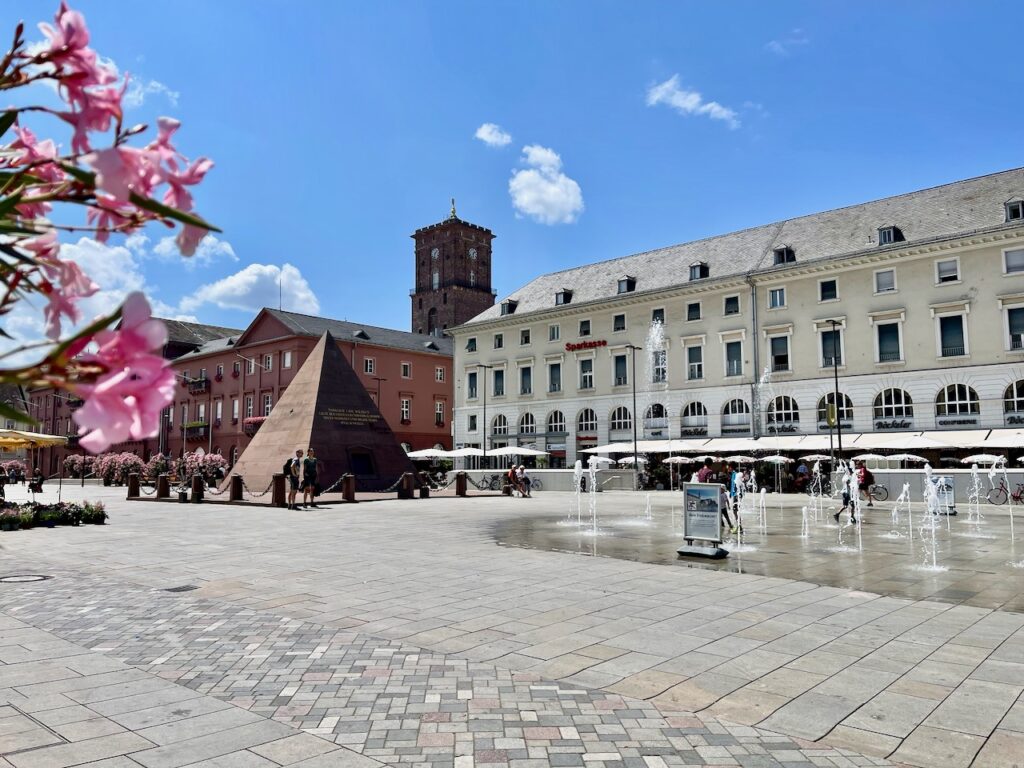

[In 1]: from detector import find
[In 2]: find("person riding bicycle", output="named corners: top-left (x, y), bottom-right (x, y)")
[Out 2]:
top-left (856, 461), bottom-right (875, 507)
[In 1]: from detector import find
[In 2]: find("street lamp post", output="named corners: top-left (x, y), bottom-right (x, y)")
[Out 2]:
top-left (477, 364), bottom-right (493, 470)
top-left (625, 344), bottom-right (642, 490)
top-left (829, 320), bottom-right (843, 456)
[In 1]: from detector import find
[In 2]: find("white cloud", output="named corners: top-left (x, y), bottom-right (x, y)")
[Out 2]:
top-left (474, 122), bottom-right (512, 147)
top-left (152, 233), bottom-right (238, 269)
top-left (765, 29), bottom-right (809, 57)
top-left (180, 263), bottom-right (320, 315)
top-left (645, 74), bottom-right (740, 129)
top-left (508, 145), bottom-right (584, 225)
top-left (123, 77), bottom-right (180, 109)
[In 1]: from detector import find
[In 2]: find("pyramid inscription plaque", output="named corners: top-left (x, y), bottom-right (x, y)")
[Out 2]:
top-left (227, 331), bottom-right (415, 493)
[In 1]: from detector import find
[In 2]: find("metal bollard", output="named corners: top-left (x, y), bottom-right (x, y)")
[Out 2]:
top-left (456, 472), bottom-right (467, 497)
top-left (502, 483), bottom-right (512, 496)
top-left (419, 485), bottom-right (430, 498)
top-left (156, 474), bottom-right (170, 499)
top-left (127, 472), bottom-right (140, 498)
top-left (397, 472), bottom-right (414, 499)
top-left (271, 473), bottom-right (286, 507)
top-left (190, 474), bottom-right (204, 503)
top-left (342, 474), bottom-right (356, 503)
top-left (229, 475), bottom-right (243, 502)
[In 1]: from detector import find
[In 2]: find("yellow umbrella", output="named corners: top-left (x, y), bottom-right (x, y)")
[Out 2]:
top-left (0, 430), bottom-right (68, 448)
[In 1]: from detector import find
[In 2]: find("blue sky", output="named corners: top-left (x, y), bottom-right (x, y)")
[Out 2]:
top-left (6, 1), bottom-right (1023, 336)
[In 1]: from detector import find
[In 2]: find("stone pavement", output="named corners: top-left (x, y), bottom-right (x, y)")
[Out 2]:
top-left (0, 486), bottom-right (1022, 767)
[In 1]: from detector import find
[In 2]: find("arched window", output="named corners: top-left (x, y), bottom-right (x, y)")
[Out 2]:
top-left (681, 401), bottom-right (708, 428)
top-left (547, 410), bottom-right (566, 433)
top-left (469, 271), bottom-right (476, 287)
top-left (431, 270), bottom-right (439, 290)
top-left (519, 413), bottom-right (536, 434)
top-left (873, 388), bottom-right (914, 418)
top-left (427, 307), bottom-right (438, 335)
top-left (935, 384), bottom-right (980, 416)
top-left (577, 408), bottom-right (597, 432)
top-left (721, 399), bottom-right (750, 426)
top-left (645, 403), bottom-right (666, 419)
top-left (1004, 381), bottom-right (1024, 413)
top-left (767, 395), bottom-right (800, 424)
top-left (491, 414), bottom-right (508, 435)
top-left (610, 406), bottom-right (632, 431)
top-left (816, 393), bottom-right (853, 422)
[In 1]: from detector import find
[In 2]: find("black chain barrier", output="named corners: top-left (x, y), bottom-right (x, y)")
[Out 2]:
top-left (138, 485), bottom-right (158, 496)
top-left (241, 478), bottom-right (274, 498)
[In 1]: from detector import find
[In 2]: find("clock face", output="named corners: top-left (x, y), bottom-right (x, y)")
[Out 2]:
top-left (468, 248), bottom-right (477, 260)
top-left (431, 247), bottom-right (439, 260)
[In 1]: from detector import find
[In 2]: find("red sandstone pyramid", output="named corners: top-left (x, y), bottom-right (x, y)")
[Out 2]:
top-left (227, 331), bottom-right (415, 492)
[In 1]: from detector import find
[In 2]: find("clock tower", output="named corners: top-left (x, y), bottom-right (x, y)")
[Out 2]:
top-left (411, 200), bottom-right (496, 336)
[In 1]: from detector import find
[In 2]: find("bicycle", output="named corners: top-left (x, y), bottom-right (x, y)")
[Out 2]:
top-left (528, 476), bottom-right (543, 492)
top-left (986, 479), bottom-right (1024, 505)
top-left (480, 473), bottom-right (504, 491)
top-left (864, 483), bottom-right (888, 502)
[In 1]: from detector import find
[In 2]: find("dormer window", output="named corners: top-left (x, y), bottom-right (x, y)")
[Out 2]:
top-left (877, 226), bottom-right (904, 246)
top-left (555, 289), bottom-right (573, 306)
top-left (352, 329), bottom-right (370, 340)
top-left (772, 246), bottom-right (796, 265)
top-left (1006, 200), bottom-right (1024, 222)
top-left (500, 299), bottom-right (518, 316)
top-left (617, 276), bottom-right (636, 294)
top-left (689, 262), bottom-right (709, 280)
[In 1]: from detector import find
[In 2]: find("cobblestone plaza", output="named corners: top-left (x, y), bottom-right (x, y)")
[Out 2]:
top-left (0, 486), bottom-right (1022, 768)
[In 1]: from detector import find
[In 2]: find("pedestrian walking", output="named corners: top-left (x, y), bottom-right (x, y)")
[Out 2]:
top-left (834, 472), bottom-right (858, 524)
top-left (301, 448), bottom-right (319, 508)
top-left (857, 461), bottom-right (875, 507)
top-left (284, 449), bottom-right (303, 509)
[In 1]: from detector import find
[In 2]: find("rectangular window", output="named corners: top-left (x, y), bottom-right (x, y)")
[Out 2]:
top-left (233, 361), bottom-right (241, 376)
top-left (821, 329), bottom-right (841, 367)
top-left (875, 269), bottom-right (896, 293)
top-left (183, 370), bottom-right (190, 381)
top-left (687, 345), bottom-right (703, 380)
top-left (613, 314), bottom-right (626, 332)
top-left (364, 357), bottom-right (375, 374)
top-left (770, 336), bottom-right (790, 372)
top-left (215, 400), bottom-right (222, 421)
top-left (939, 315), bottom-right (966, 357)
top-left (618, 277), bottom-right (635, 293)
top-left (725, 341), bottom-right (742, 376)
top-left (613, 354), bottom-right (627, 386)
top-left (466, 337), bottom-right (477, 352)
top-left (262, 393), bottom-right (272, 416)
top-left (493, 369), bottom-right (504, 397)
top-left (520, 366), bottom-right (532, 395)
top-left (1009, 307), bottom-right (1024, 350)
top-left (936, 258), bottom-right (960, 284)
top-left (651, 308), bottom-right (665, 324)
top-left (579, 359), bottom-right (593, 389)
top-left (400, 398), bottom-right (411, 421)
top-left (1008, 201), bottom-right (1024, 221)
top-left (579, 319), bottom-right (591, 337)
top-left (878, 322), bottom-right (901, 361)
top-left (245, 396), bottom-right (253, 418)
top-left (819, 279), bottom-right (838, 302)
top-left (1005, 248), bottom-right (1024, 274)
top-left (652, 351), bottom-right (667, 383)
top-left (879, 227), bottom-right (896, 245)
top-left (467, 371), bottom-right (478, 399)
top-left (520, 329), bottom-right (531, 345)
top-left (548, 362), bottom-right (561, 393)
top-left (263, 354), bottom-right (273, 372)
top-left (246, 358), bottom-right (255, 375)
top-left (689, 262), bottom-right (709, 280)
top-left (468, 414), bottom-right (478, 432)
top-left (181, 404), bottom-right (187, 424)
top-left (435, 366), bottom-right (445, 382)
top-left (199, 367), bottom-right (207, 380)
top-left (769, 287), bottom-right (786, 309)
top-left (401, 362), bottom-right (412, 378)
top-left (197, 402), bottom-right (206, 422)
top-left (724, 295), bottom-right (740, 316)
top-left (283, 351), bottom-right (292, 369)
top-left (231, 398), bottom-right (239, 420)
top-left (435, 401), bottom-right (444, 426)
top-left (494, 333), bottom-right (503, 349)
top-left (686, 302), bottom-right (701, 321)
top-left (548, 324), bottom-right (560, 341)
top-left (216, 364), bottom-right (224, 377)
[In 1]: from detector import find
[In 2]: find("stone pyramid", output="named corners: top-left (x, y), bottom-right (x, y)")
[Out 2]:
top-left (227, 331), bottom-right (415, 493)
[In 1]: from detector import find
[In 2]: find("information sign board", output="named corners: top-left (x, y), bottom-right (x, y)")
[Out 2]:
top-left (682, 482), bottom-right (722, 543)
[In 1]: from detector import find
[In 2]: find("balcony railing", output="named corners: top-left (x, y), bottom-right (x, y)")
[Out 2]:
top-left (726, 360), bottom-right (742, 376)
top-left (822, 356), bottom-right (842, 367)
top-left (242, 416), bottom-right (266, 436)
top-left (520, 386), bottom-right (532, 395)
top-left (941, 345), bottom-right (965, 357)
top-left (188, 378), bottom-right (210, 395)
top-left (879, 350), bottom-right (902, 362)
top-left (614, 376), bottom-right (628, 386)
top-left (772, 359), bottom-right (789, 372)
top-left (549, 384), bottom-right (561, 393)
top-left (184, 423), bottom-right (208, 441)
top-left (1012, 335), bottom-right (1024, 350)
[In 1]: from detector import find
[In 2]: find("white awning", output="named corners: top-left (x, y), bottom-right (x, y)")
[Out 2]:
top-left (920, 430), bottom-right (992, 448)
top-left (982, 430), bottom-right (1024, 448)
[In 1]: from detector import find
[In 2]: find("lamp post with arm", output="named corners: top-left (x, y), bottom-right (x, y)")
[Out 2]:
top-left (625, 344), bottom-right (642, 490)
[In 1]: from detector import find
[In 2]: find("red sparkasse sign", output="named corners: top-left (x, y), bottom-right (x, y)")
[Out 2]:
top-left (565, 339), bottom-right (608, 352)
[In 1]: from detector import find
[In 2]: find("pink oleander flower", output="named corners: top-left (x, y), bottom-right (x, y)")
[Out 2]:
top-left (25, 231), bottom-right (99, 339)
top-left (175, 224), bottom-right (207, 257)
top-left (83, 145), bottom-right (157, 202)
top-left (37, 2), bottom-right (91, 65)
top-left (86, 194), bottom-right (135, 242)
top-left (7, 126), bottom-right (64, 183)
top-left (72, 292), bottom-right (174, 453)
top-left (60, 81), bottom-right (124, 154)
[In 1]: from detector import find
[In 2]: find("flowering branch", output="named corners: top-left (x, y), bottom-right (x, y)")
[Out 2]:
top-left (0, 2), bottom-right (219, 451)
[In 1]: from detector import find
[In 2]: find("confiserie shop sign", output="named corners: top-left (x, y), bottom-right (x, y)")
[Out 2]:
top-left (565, 340), bottom-right (608, 352)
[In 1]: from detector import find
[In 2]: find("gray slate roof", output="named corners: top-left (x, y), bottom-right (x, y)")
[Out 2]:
top-left (265, 310), bottom-right (453, 357)
top-left (174, 335), bottom-right (239, 362)
top-left (161, 319), bottom-right (243, 347)
top-left (466, 167), bottom-right (1024, 325)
